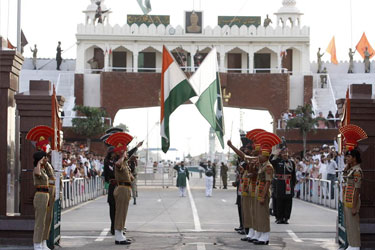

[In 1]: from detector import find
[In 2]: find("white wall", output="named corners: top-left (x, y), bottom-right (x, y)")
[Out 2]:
top-left (289, 75), bottom-right (304, 109)
top-left (292, 49), bottom-right (301, 74)
top-left (83, 74), bottom-right (101, 107)
top-left (241, 52), bottom-right (247, 73)
top-left (155, 52), bottom-right (162, 73)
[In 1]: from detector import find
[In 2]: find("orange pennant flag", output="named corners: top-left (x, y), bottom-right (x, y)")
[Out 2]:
top-left (326, 36), bottom-right (338, 64)
top-left (355, 32), bottom-right (375, 59)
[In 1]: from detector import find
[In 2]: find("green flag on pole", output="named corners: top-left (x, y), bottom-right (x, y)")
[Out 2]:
top-left (189, 48), bottom-right (225, 148)
top-left (137, 0), bottom-right (152, 15)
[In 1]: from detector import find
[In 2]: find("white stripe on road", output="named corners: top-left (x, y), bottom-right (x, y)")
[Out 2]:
top-left (221, 199), bottom-right (227, 203)
top-left (186, 181), bottom-right (205, 250)
top-left (186, 180), bottom-right (202, 232)
top-left (197, 243), bottom-right (206, 250)
top-left (157, 199), bottom-right (162, 202)
top-left (286, 230), bottom-right (303, 243)
top-left (95, 228), bottom-right (110, 242)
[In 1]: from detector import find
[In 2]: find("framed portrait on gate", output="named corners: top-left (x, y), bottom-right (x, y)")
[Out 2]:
top-left (185, 11), bottom-right (203, 34)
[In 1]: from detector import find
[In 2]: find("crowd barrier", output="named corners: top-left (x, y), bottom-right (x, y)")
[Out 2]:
top-left (61, 176), bottom-right (106, 209)
top-left (299, 177), bottom-right (339, 210)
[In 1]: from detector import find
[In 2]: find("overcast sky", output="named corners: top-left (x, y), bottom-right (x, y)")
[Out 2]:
top-left (1, 0), bottom-right (374, 61)
top-left (1, 0), bottom-right (372, 159)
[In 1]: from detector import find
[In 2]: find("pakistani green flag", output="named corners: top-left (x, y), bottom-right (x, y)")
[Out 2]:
top-left (137, 0), bottom-right (152, 15)
top-left (189, 48), bottom-right (225, 148)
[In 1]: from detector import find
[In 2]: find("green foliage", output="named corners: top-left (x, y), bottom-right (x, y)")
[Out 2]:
top-left (115, 123), bottom-right (129, 132)
top-left (72, 106), bottom-right (109, 137)
top-left (286, 103), bottom-right (324, 134)
top-left (286, 103), bottom-right (325, 156)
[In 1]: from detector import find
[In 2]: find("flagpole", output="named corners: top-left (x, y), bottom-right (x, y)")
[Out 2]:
top-left (349, 0), bottom-right (353, 48)
top-left (16, 0), bottom-right (21, 53)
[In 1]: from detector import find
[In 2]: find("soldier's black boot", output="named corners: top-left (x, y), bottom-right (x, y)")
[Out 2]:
top-left (133, 198), bottom-right (136, 205)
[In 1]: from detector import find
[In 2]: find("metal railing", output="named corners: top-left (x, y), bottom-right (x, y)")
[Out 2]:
top-left (61, 176), bottom-right (106, 209)
top-left (136, 164), bottom-right (174, 187)
top-left (299, 177), bottom-right (339, 210)
top-left (85, 67), bottom-right (291, 74)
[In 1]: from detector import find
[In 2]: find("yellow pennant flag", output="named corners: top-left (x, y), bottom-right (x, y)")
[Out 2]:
top-left (326, 36), bottom-right (338, 65)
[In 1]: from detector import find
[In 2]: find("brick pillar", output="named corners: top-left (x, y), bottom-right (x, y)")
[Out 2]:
top-left (0, 50), bottom-right (23, 216)
top-left (337, 83), bottom-right (375, 248)
top-left (15, 81), bottom-right (64, 216)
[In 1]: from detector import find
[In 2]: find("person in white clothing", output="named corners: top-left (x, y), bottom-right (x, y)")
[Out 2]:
top-left (200, 161), bottom-right (214, 197)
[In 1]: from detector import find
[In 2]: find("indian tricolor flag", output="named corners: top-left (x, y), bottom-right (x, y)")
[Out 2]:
top-left (160, 46), bottom-right (196, 153)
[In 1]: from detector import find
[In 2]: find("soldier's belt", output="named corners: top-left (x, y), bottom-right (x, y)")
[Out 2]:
top-left (276, 174), bottom-right (291, 180)
top-left (36, 187), bottom-right (49, 193)
top-left (49, 180), bottom-right (55, 185)
top-left (118, 182), bottom-right (131, 186)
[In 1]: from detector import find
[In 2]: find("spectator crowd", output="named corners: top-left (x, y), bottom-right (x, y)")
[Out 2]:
top-left (291, 144), bottom-right (345, 199)
top-left (61, 142), bottom-right (104, 180)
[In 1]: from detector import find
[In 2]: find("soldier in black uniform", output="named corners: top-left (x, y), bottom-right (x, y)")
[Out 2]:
top-left (270, 148), bottom-right (296, 224)
top-left (103, 146), bottom-right (117, 235)
top-left (103, 144), bottom-right (141, 235)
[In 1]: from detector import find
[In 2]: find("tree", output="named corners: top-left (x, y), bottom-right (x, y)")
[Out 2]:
top-left (286, 103), bottom-right (325, 157)
top-left (115, 123), bottom-right (129, 132)
top-left (72, 106), bottom-right (109, 149)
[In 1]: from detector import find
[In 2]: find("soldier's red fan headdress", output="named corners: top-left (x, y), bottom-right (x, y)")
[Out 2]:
top-left (26, 125), bottom-right (54, 152)
top-left (246, 129), bottom-right (265, 151)
top-left (339, 124), bottom-right (367, 151)
top-left (106, 132), bottom-right (133, 152)
top-left (254, 131), bottom-right (281, 156)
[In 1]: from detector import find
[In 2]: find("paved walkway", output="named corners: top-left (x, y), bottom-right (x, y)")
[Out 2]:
top-left (59, 176), bottom-right (339, 250)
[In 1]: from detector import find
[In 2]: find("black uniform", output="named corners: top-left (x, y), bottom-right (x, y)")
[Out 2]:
top-left (212, 164), bottom-right (217, 188)
top-left (103, 147), bottom-right (138, 235)
top-left (270, 157), bottom-right (296, 223)
top-left (235, 163), bottom-right (243, 231)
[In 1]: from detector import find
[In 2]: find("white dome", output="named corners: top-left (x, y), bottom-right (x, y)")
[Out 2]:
top-left (86, 0), bottom-right (96, 11)
top-left (278, 0), bottom-right (300, 13)
top-left (283, 0), bottom-right (296, 7)
top-left (86, 0), bottom-right (108, 12)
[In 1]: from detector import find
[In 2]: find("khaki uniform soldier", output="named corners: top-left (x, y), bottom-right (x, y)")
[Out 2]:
top-left (26, 125), bottom-right (55, 250)
top-left (243, 129), bottom-right (265, 242)
top-left (105, 132), bottom-right (142, 245)
top-left (33, 152), bottom-right (50, 250)
top-left (240, 168), bottom-right (252, 240)
top-left (114, 154), bottom-right (133, 244)
top-left (339, 124), bottom-right (368, 250)
top-left (43, 162), bottom-right (56, 245)
top-left (252, 131), bottom-right (281, 245)
top-left (220, 162), bottom-right (228, 189)
top-left (227, 129), bottom-right (265, 240)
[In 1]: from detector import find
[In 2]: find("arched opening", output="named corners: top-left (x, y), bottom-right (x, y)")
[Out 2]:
top-left (226, 47), bottom-right (247, 73)
top-left (84, 45), bottom-right (104, 73)
top-left (113, 105), bottom-right (273, 163)
top-left (138, 46), bottom-right (162, 72)
top-left (254, 47), bottom-right (278, 73)
top-left (171, 47), bottom-right (189, 71)
top-left (111, 46), bottom-right (133, 72)
top-left (282, 47), bottom-right (302, 74)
